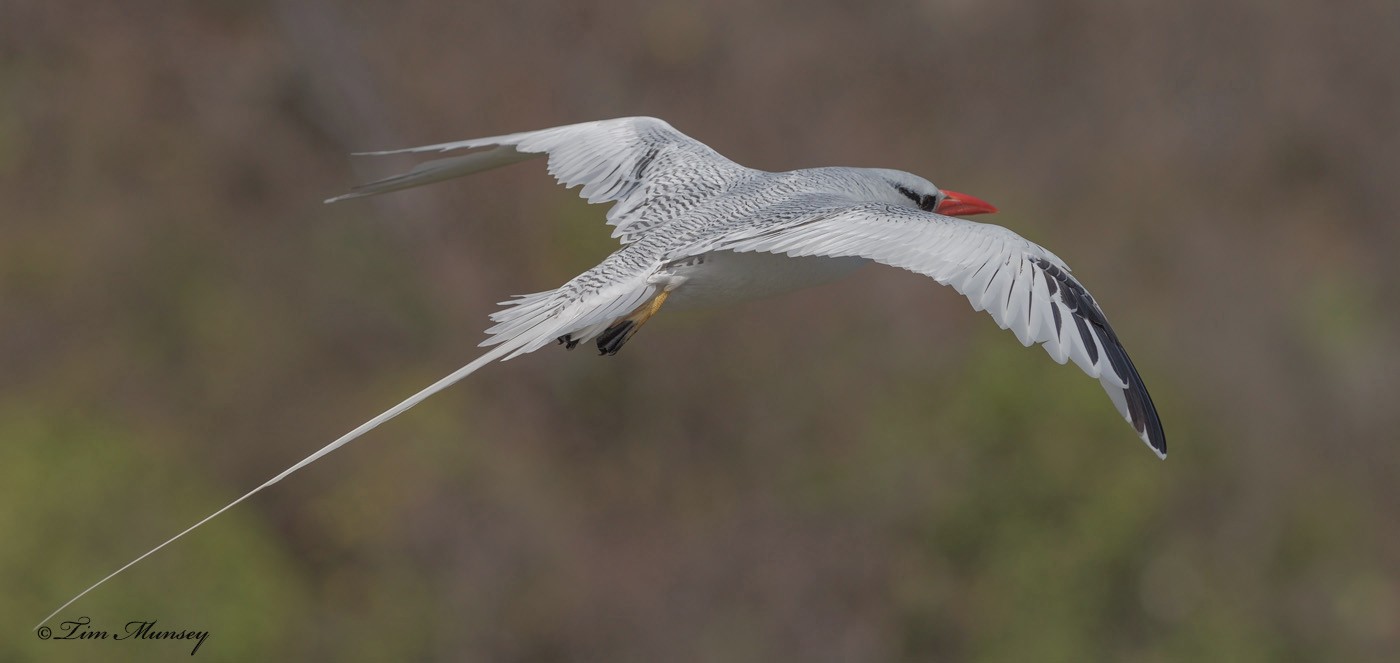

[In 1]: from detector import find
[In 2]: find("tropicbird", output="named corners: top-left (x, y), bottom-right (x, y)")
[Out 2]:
top-left (39, 117), bottom-right (1164, 628)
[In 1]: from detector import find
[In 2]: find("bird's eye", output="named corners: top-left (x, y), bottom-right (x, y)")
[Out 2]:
top-left (919, 194), bottom-right (938, 212)
top-left (896, 185), bottom-right (922, 205)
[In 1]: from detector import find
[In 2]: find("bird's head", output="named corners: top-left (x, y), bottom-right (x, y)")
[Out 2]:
top-left (875, 170), bottom-right (997, 217)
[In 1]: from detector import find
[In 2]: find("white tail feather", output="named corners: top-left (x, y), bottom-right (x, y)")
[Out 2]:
top-left (35, 340), bottom-right (521, 630)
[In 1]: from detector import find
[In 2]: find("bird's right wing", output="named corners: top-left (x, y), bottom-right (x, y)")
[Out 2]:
top-left (326, 116), bottom-right (754, 244)
top-left (697, 202), bottom-right (1166, 458)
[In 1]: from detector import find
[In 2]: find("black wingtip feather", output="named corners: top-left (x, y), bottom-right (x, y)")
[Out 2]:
top-left (1034, 257), bottom-right (1166, 458)
top-left (1103, 332), bottom-right (1167, 458)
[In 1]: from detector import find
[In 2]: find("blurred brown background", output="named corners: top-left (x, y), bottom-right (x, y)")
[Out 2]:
top-left (4, 1), bottom-right (1398, 661)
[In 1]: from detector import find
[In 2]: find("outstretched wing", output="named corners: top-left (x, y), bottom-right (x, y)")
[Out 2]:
top-left (701, 203), bottom-right (1166, 457)
top-left (326, 116), bottom-right (754, 244)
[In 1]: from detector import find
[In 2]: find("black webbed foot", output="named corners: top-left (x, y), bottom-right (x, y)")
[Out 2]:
top-left (595, 320), bottom-right (638, 356)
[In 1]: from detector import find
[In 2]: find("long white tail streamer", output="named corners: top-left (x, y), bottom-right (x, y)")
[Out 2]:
top-left (36, 341), bottom-right (518, 630)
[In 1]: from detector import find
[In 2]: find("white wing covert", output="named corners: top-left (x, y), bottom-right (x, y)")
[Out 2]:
top-left (700, 203), bottom-right (1166, 457)
top-left (327, 117), bottom-right (754, 244)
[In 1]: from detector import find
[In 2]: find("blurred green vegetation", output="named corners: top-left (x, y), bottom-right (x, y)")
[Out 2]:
top-left (3, 1), bottom-right (1398, 661)
top-left (0, 404), bottom-right (308, 661)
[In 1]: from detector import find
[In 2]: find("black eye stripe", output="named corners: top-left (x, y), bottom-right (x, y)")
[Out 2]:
top-left (894, 184), bottom-right (938, 211)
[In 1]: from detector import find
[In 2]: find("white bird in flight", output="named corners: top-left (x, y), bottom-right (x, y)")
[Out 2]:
top-left (39, 116), bottom-right (1164, 628)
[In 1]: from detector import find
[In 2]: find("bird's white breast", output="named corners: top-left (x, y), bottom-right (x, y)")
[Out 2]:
top-left (660, 250), bottom-right (868, 310)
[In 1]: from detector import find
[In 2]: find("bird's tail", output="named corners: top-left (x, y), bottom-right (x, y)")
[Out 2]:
top-left (36, 247), bottom-right (670, 628)
top-left (34, 339), bottom-right (524, 631)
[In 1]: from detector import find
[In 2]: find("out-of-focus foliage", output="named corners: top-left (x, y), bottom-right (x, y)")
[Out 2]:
top-left (3, 0), bottom-right (1397, 661)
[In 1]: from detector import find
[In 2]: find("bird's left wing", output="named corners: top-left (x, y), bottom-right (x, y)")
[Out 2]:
top-left (698, 203), bottom-right (1166, 457)
top-left (327, 116), bottom-right (754, 244)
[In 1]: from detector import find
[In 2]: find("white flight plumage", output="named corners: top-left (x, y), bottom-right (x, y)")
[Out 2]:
top-left (38, 117), bottom-right (1164, 629)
